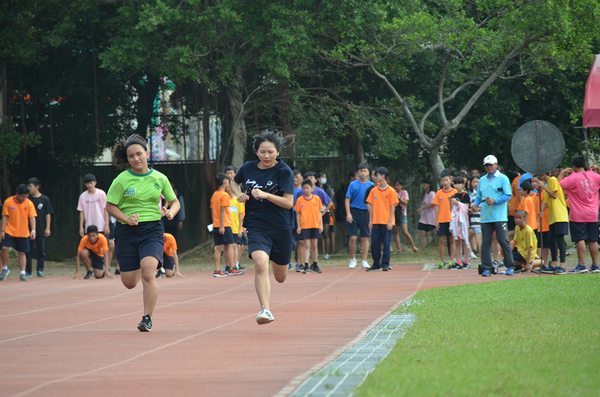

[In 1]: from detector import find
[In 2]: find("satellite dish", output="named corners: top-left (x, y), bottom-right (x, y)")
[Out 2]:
top-left (511, 120), bottom-right (565, 174)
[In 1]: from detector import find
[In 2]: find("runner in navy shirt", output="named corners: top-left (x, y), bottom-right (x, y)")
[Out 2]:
top-left (231, 130), bottom-right (295, 325)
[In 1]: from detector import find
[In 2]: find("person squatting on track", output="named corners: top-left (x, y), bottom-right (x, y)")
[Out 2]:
top-left (230, 130), bottom-right (295, 325)
top-left (74, 225), bottom-right (112, 280)
top-left (106, 133), bottom-right (180, 332)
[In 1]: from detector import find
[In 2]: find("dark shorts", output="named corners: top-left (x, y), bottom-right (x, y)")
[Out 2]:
top-left (418, 222), bottom-right (436, 232)
top-left (329, 225), bottom-right (334, 233)
top-left (162, 254), bottom-right (174, 270)
top-left (394, 211), bottom-right (405, 227)
top-left (213, 227), bottom-right (235, 246)
top-left (437, 222), bottom-right (451, 237)
top-left (570, 221), bottom-right (598, 243)
top-left (508, 215), bottom-right (516, 231)
top-left (247, 227), bottom-right (293, 266)
top-left (114, 221), bottom-right (164, 272)
top-left (1, 234), bottom-right (30, 253)
top-left (322, 213), bottom-right (330, 226)
top-left (298, 228), bottom-right (322, 240)
top-left (108, 221), bottom-right (116, 240)
top-left (84, 249), bottom-right (105, 270)
top-left (512, 248), bottom-right (537, 264)
top-left (347, 208), bottom-right (370, 237)
top-left (535, 231), bottom-right (550, 248)
top-left (236, 232), bottom-right (248, 245)
top-left (550, 222), bottom-right (569, 236)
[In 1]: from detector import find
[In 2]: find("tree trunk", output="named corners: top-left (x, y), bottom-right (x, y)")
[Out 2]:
top-left (428, 148), bottom-right (445, 181)
top-left (349, 128), bottom-right (365, 167)
top-left (132, 74), bottom-right (161, 138)
top-left (0, 58), bottom-right (8, 197)
top-left (226, 68), bottom-right (247, 170)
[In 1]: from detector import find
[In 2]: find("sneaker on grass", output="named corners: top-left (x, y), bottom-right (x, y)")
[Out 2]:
top-left (348, 258), bottom-right (357, 268)
top-left (137, 315), bottom-right (152, 332)
top-left (361, 260), bottom-right (370, 269)
top-left (256, 308), bottom-right (274, 325)
top-left (213, 270), bottom-right (227, 277)
top-left (505, 267), bottom-right (514, 276)
top-left (568, 265), bottom-right (588, 274)
top-left (540, 265), bottom-right (555, 274)
top-left (481, 269), bottom-right (492, 277)
top-left (590, 265), bottom-right (600, 273)
top-left (0, 268), bottom-right (10, 280)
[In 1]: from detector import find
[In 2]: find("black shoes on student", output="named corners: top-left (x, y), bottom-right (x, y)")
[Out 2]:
top-left (137, 315), bottom-right (152, 332)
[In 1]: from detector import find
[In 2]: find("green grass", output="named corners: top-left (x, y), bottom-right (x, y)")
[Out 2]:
top-left (355, 275), bottom-right (600, 397)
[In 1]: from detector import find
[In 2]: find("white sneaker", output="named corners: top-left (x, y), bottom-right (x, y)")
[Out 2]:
top-left (324, 254), bottom-right (330, 260)
top-left (256, 308), bottom-right (275, 325)
top-left (361, 260), bottom-right (370, 269)
top-left (349, 258), bottom-right (357, 268)
top-left (469, 252), bottom-right (477, 259)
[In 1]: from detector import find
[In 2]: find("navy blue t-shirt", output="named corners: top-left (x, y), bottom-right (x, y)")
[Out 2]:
top-left (234, 159), bottom-right (294, 231)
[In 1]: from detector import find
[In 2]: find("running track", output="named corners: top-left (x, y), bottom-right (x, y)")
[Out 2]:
top-left (0, 265), bottom-right (524, 397)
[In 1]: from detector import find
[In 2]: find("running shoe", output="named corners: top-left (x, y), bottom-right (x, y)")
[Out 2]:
top-left (324, 254), bottom-right (330, 260)
top-left (237, 265), bottom-right (246, 271)
top-left (296, 264), bottom-right (303, 272)
top-left (256, 308), bottom-right (274, 325)
top-left (302, 265), bottom-right (311, 274)
top-left (540, 265), bottom-right (556, 274)
top-left (137, 315), bottom-right (152, 332)
top-left (20, 273), bottom-right (28, 281)
top-left (590, 265), bottom-right (600, 273)
top-left (367, 266), bottom-right (382, 272)
top-left (460, 263), bottom-right (470, 270)
top-left (361, 260), bottom-right (370, 269)
top-left (0, 268), bottom-right (9, 280)
top-left (224, 265), bottom-right (230, 273)
top-left (505, 267), bottom-right (514, 276)
top-left (288, 263), bottom-right (293, 270)
top-left (213, 270), bottom-right (227, 277)
top-left (37, 271), bottom-right (45, 277)
top-left (228, 269), bottom-right (244, 276)
top-left (469, 252), bottom-right (477, 259)
top-left (310, 264), bottom-right (322, 273)
top-left (553, 267), bottom-right (566, 275)
top-left (26, 272), bottom-right (33, 277)
top-left (514, 267), bottom-right (525, 274)
top-left (349, 258), bottom-right (357, 268)
top-left (481, 269), bottom-right (492, 277)
top-left (449, 262), bottom-right (461, 270)
top-left (155, 271), bottom-right (163, 278)
top-left (84, 271), bottom-right (94, 279)
top-left (382, 265), bottom-right (392, 271)
top-left (568, 265), bottom-right (588, 274)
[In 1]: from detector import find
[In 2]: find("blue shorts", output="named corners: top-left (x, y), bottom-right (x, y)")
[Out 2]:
top-left (347, 208), bottom-right (370, 237)
top-left (162, 254), bottom-right (174, 270)
top-left (236, 232), bottom-right (248, 245)
top-left (1, 234), bottom-right (30, 253)
top-left (84, 249), bottom-right (105, 270)
top-left (437, 222), bottom-right (451, 237)
top-left (298, 228), bottom-right (322, 240)
top-left (471, 225), bottom-right (482, 234)
top-left (247, 227), bottom-right (293, 266)
top-left (418, 222), bottom-right (436, 232)
top-left (114, 221), bottom-right (164, 273)
top-left (570, 221), bottom-right (598, 243)
top-left (214, 227), bottom-right (235, 246)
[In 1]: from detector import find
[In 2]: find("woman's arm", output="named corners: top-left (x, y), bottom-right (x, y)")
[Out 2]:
top-left (106, 202), bottom-right (139, 226)
top-left (251, 190), bottom-right (293, 209)
top-left (162, 198), bottom-right (180, 220)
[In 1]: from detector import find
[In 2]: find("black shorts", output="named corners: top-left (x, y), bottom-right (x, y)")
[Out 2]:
top-left (108, 221), bottom-right (116, 240)
top-left (162, 254), bottom-right (174, 270)
top-left (347, 208), bottom-right (370, 237)
top-left (236, 232), bottom-right (248, 245)
top-left (114, 221), bottom-right (164, 272)
top-left (512, 249), bottom-right (526, 264)
top-left (550, 222), bottom-right (569, 236)
top-left (1, 234), bottom-right (30, 253)
top-left (394, 210), bottom-right (405, 226)
top-left (437, 222), bottom-right (451, 237)
top-left (247, 227), bottom-right (293, 266)
top-left (84, 249), bottom-right (105, 270)
top-left (213, 227), bottom-right (235, 246)
top-left (508, 215), bottom-right (516, 231)
top-left (329, 225), bottom-right (334, 233)
top-left (418, 222), bottom-right (436, 232)
top-left (535, 231), bottom-right (550, 248)
top-left (298, 228), bottom-right (322, 240)
top-left (570, 221), bottom-right (598, 243)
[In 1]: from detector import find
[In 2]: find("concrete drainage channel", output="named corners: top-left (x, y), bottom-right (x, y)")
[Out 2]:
top-left (289, 311), bottom-right (416, 397)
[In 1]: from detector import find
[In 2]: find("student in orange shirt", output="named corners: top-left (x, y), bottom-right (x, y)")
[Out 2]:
top-left (74, 225), bottom-right (112, 280)
top-left (296, 179), bottom-right (324, 273)
top-left (517, 180), bottom-right (538, 231)
top-left (366, 167), bottom-right (399, 271)
top-left (156, 233), bottom-right (183, 278)
top-left (211, 173), bottom-right (243, 277)
top-left (531, 178), bottom-right (550, 270)
top-left (434, 172), bottom-right (457, 268)
top-left (0, 184), bottom-right (37, 281)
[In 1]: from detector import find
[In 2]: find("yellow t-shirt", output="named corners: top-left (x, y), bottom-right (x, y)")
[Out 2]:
top-left (229, 198), bottom-right (245, 234)
top-left (515, 224), bottom-right (537, 261)
top-left (543, 177), bottom-right (569, 224)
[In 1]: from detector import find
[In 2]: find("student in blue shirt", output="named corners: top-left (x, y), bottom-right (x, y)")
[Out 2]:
top-left (345, 163), bottom-right (374, 269)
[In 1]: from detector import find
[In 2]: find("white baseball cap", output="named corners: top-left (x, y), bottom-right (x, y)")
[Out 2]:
top-left (483, 155), bottom-right (498, 165)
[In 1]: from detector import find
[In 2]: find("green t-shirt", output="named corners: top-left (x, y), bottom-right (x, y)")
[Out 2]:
top-left (107, 169), bottom-right (176, 224)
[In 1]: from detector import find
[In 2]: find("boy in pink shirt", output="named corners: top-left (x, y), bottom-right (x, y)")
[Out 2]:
top-left (77, 174), bottom-right (109, 237)
top-left (558, 156), bottom-right (600, 274)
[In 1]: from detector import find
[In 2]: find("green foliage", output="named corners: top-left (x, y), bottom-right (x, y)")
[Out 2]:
top-left (0, 117), bottom-right (40, 162)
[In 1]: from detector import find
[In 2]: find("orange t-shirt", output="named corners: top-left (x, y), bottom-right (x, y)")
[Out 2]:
top-left (367, 185), bottom-right (399, 225)
top-left (535, 193), bottom-right (549, 232)
top-left (210, 190), bottom-right (232, 228)
top-left (163, 233), bottom-right (177, 257)
top-left (507, 176), bottom-right (520, 216)
top-left (2, 196), bottom-right (37, 238)
top-left (78, 234), bottom-right (108, 257)
top-left (295, 195), bottom-right (323, 229)
top-left (329, 202), bottom-right (335, 226)
top-left (433, 188), bottom-right (457, 223)
top-left (517, 194), bottom-right (538, 230)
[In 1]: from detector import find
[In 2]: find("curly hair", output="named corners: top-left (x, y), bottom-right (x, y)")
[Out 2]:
top-left (252, 130), bottom-right (295, 153)
top-left (112, 134), bottom-right (148, 170)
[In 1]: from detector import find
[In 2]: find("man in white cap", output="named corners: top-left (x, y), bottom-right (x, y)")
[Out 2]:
top-left (471, 155), bottom-right (515, 277)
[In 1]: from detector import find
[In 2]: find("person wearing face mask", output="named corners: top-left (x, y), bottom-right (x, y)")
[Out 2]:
top-left (317, 172), bottom-right (335, 259)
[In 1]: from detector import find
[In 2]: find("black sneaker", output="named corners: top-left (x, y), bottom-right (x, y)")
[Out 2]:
top-left (115, 269), bottom-right (121, 275)
top-left (310, 264), bottom-right (322, 273)
top-left (224, 265), bottom-right (230, 273)
top-left (236, 265), bottom-right (246, 271)
top-left (302, 265), bottom-right (311, 274)
top-left (155, 271), bottom-right (163, 278)
top-left (382, 265), bottom-right (391, 271)
top-left (448, 263), bottom-right (461, 270)
top-left (367, 266), bottom-right (382, 272)
top-left (137, 315), bottom-right (152, 332)
top-left (84, 271), bottom-right (94, 279)
top-left (460, 263), bottom-right (470, 270)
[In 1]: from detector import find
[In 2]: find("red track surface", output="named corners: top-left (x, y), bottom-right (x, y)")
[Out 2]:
top-left (0, 264), bottom-right (531, 397)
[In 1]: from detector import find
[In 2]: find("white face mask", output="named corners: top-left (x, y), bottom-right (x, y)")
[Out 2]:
top-left (320, 178), bottom-right (327, 185)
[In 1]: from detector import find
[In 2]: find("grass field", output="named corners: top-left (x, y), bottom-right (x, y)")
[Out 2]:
top-left (355, 274), bottom-right (600, 397)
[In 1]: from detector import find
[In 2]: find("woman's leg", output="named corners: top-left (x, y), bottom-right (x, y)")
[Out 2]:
top-left (140, 256), bottom-right (159, 317)
top-left (393, 225), bottom-right (402, 252)
top-left (252, 250), bottom-right (271, 310)
top-left (420, 230), bottom-right (427, 249)
top-left (401, 224), bottom-right (418, 252)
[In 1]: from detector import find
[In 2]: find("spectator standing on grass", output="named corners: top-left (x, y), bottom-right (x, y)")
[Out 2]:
top-left (557, 156), bottom-right (600, 274)
top-left (0, 184), bottom-right (36, 281)
top-left (345, 163), bottom-right (373, 269)
top-left (517, 180), bottom-right (538, 231)
top-left (78, 174), bottom-right (109, 238)
top-left (25, 177), bottom-right (53, 278)
top-left (472, 155), bottom-right (515, 277)
top-left (416, 177), bottom-right (436, 249)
